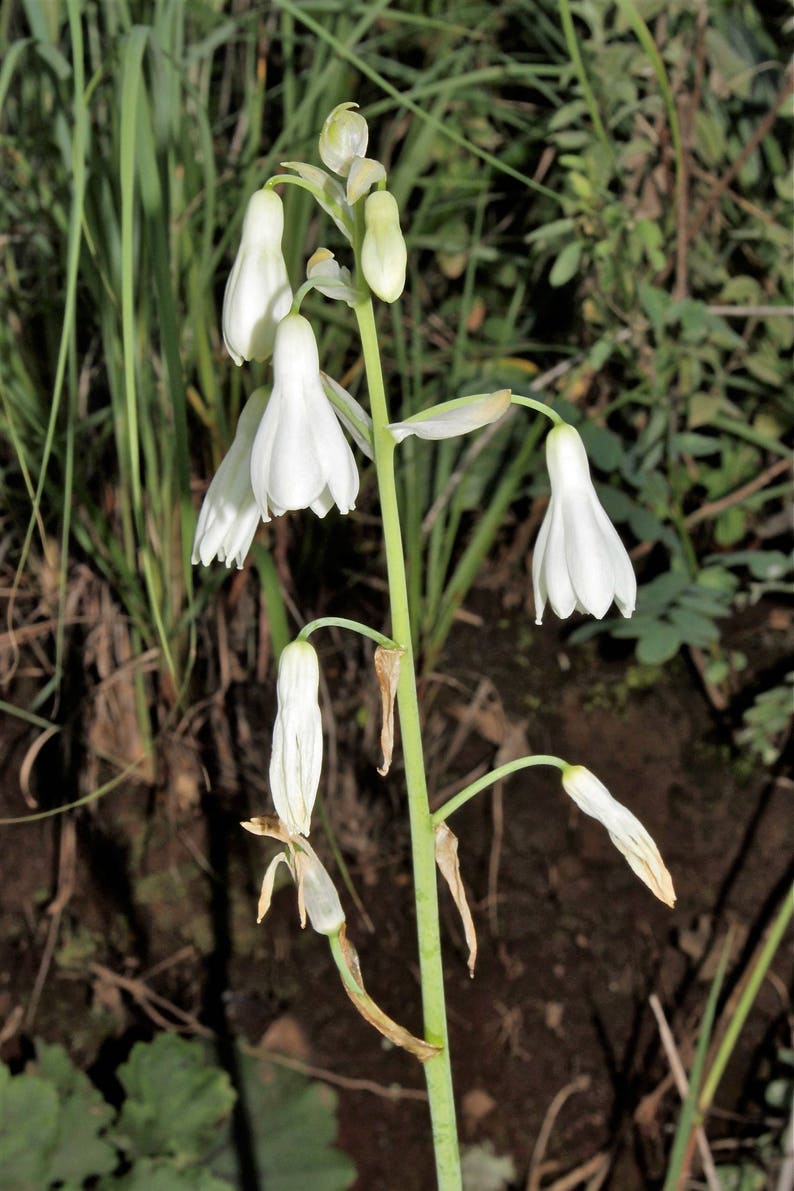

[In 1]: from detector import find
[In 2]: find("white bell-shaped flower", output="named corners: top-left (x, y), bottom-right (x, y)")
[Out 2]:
top-left (532, 423), bottom-right (636, 623)
top-left (561, 765), bottom-right (675, 906)
top-left (269, 640), bottom-right (323, 837)
top-left (191, 390), bottom-right (268, 569)
top-left (222, 189), bottom-right (293, 365)
top-left (249, 313), bottom-right (359, 520)
top-left (361, 191), bottom-right (406, 303)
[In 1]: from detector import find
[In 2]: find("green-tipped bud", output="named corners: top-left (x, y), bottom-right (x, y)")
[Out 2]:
top-left (319, 102), bottom-right (369, 177)
top-left (361, 191), bottom-right (406, 304)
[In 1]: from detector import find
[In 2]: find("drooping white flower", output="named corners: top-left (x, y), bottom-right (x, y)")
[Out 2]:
top-left (249, 313), bottom-right (359, 520)
top-left (191, 390), bottom-right (268, 569)
top-left (241, 816), bottom-right (345, 935)
top-left (561, 764), bottom-right (675, 906)
top-left (532, 423), bottom-right (636, 623)
top-left (269, 640), bottom-right (323, 837)
top-left (361, 190), bottom-right (407, 303)
top-left (222, 189), bottom-right (293, 365)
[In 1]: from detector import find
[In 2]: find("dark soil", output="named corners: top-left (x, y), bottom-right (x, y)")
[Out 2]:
top-left (1, 590), bottom-right (791, 1190)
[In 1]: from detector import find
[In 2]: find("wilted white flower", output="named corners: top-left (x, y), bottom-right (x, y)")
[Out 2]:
top-left (361, 190), bottom-right (407, 303)
top-left (561, 764), bottom-right (676, 906)
top-left (222, 189), bottom-right (293, 365)
top-left (249, 313), bottom-right (359, 520)
top-left (306, 248), bottom-right (357, 304)
top-left (191, 390), bottom-right (268, 569)
top-left (270, 640), bottom-right (322, 837)
top-left (319, 102), bottom-right (369, 176)
top-left (241, 816), bottom-right (345, 935)
top-left (532, 423), bottom-right (636, 623)
top-left (387, 390), bottom-right (511, 444)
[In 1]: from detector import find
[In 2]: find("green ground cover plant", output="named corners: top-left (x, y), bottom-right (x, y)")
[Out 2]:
top-left (0, 1033), bottom-right (354, 1190)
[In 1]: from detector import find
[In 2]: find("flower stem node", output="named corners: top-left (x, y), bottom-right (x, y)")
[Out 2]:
top-left (533, 423), bottom-right (637, 623)
top-left (222, 189), bottom-right (292, 365)
top-left (270, 640), bottom-right (323, 837)
top-left (250, 313), bottom-right (359, 520)
top-left (561, 764), bottom-right (676, 907)
top-left (361, 191), bottom-right (407, 304)
top-left (191, 390), bottom-right (268, 569)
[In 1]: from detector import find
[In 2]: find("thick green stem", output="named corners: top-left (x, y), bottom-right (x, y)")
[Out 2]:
top-left (354, 295), bottom-right (461, 1189)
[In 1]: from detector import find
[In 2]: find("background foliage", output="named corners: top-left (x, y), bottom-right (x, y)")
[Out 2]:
top-left (0, 0), bottom-right (791, 1186)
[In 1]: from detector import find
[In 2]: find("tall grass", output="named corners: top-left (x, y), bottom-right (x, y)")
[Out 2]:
top-left (0, 0), bottom-right (571, 750)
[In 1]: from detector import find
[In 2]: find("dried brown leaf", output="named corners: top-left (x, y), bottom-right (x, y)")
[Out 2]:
top-left (434, 822), bottom-right (478, 977)
top-left (374, 646), bottom-right (403, 776)
top-left (338, 928), bottom-right (440, 1062)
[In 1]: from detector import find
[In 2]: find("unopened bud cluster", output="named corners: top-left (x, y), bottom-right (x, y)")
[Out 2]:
top-left (192, 103), bottom-right (406, 574)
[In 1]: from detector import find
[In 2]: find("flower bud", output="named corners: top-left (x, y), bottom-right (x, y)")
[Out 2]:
top-left (561, 765), bottom-right (675, 906)
top-left (270, 640), bottom-right (323, 836)
top-left (361, 190), bottom-right (407, 303)
top-left (319, 102), bottom-right (369, 177)
top-left (222, 189), bottom-right (293, 364)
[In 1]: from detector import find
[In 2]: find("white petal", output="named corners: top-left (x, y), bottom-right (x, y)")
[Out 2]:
top-left (562, 496), bottom-right (617, 619)
top-left (531, 504), bottom-right (552, 625)
top-left (293, 840), bottom-right (345, 935)
top-left (256, 852), bottom-right (290, 923)
top-left (588, 500), bottom-right (637, 616)
top-left (538, 499), bottom-right (578, 620)
top-left (192, 390), bottom-right (268, 568)
top-left (346, 156), bottom-right (386, 205)
top-left (321, 373), bottom-right (373, 460)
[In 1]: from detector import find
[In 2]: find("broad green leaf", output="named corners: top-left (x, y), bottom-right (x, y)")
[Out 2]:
top-left (714, 506), bottom-right (746, 545)
top-left (668, 607), bottom-right (719, 647)
top-left (548, 241), bottom-right (582, 288)
top-left (210, 1052), bottom-right (356, 1191)
top-left (687, 392), bottom-right (721, 429)
top-left (35, 1042), bottom-right (117, 1183)
top-left (105, 1157), bottom-right (231, 1190)
top-left (636, 623), bottom-right (683, 665)
top-left (580, 423), bottom-right (621, 471)
top-left (0, 1066), bottom-right (59, 1190)
top-left (116, 1035), bottom-right (236, 1165)
top-left (671, 431), bottom-right (719, 458)
top-left (639, 283), bottom-right (670, 334)
top-left (627, 505), bottom-right (666, 543)
top-left (637, 572), bottom-right (690, 612)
